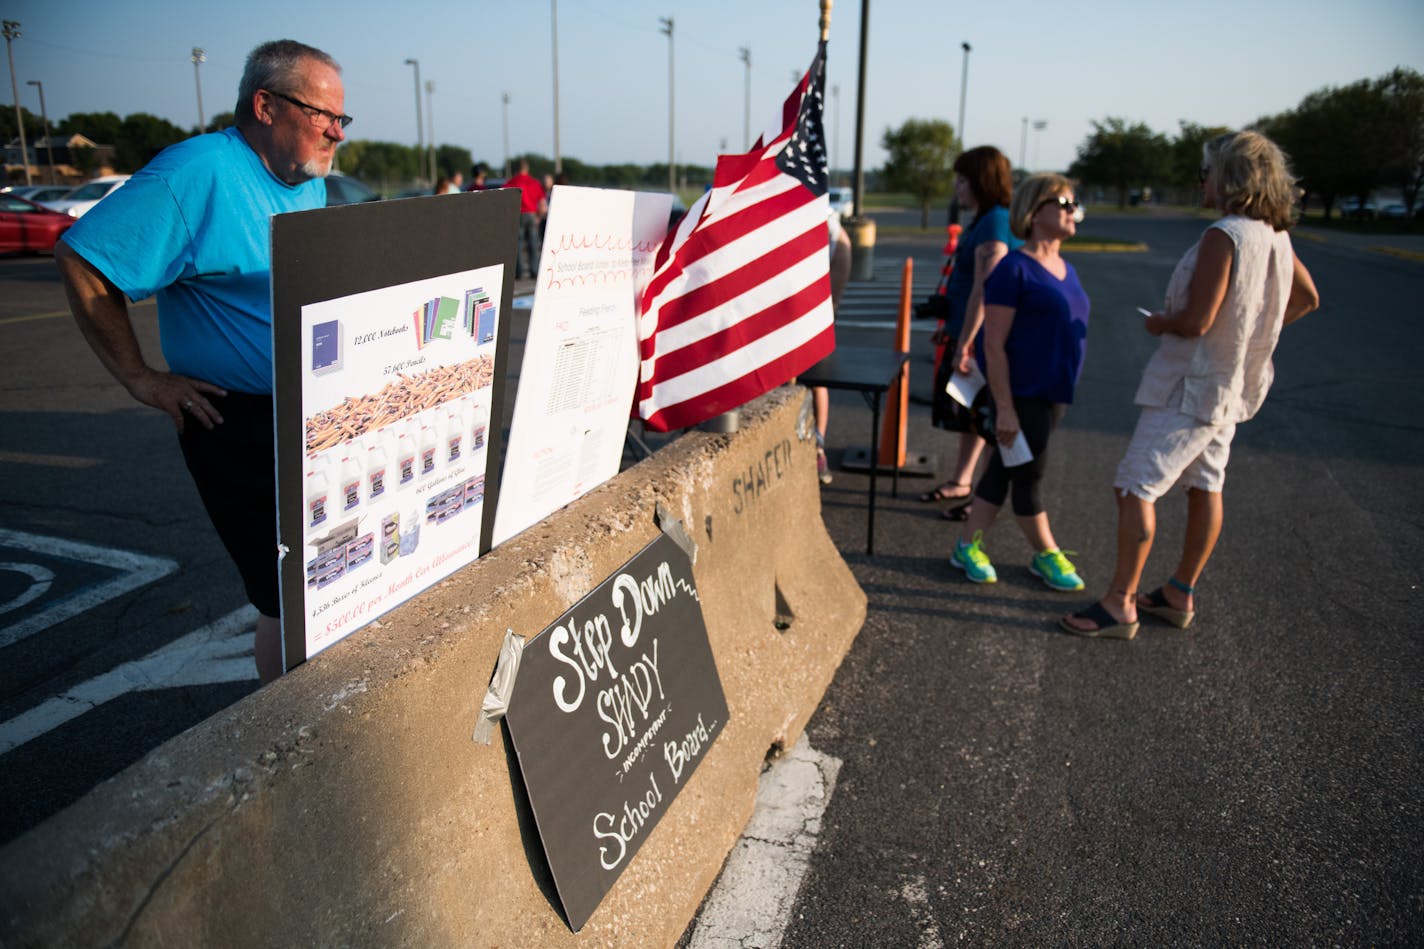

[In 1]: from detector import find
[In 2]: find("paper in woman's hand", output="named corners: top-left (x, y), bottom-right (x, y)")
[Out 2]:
top-left (998, 431), bottom-right (1034, 468)
top-left (946, 363), bottom-right (985, 408)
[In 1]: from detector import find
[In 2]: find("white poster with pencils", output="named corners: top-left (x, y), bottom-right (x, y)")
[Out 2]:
top-left (492, 185), bottom-right (671, 546)
top-left (296, 265), bottom-right (503, 659)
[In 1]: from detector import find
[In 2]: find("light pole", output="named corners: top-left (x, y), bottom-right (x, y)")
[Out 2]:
top-left (832, 83), bottom-right (841, 181)
top-left (948, 40), bottom-right (970, 224)
top-left (191, 47), bottom-right (206, 132)
top-left (659, 17), bottom-right (675, 193)
top-left (404, 58), bottom-right (424, 185)
top-left (551, 0), bottom-right (561, 173)
top-left (738, 46), bottom-right (751, 150)
top-left (425, 79), bottom-right (436, 183)
top-left (501, 92), bottom-right (511, 179)
top-left (3, 20), bottom-right (29, 186)
top-left (25, 79), bottom-right (52, 184)
top-left (1032, 119), bottom-right (1047, 171)
top-left (1020, 116), bottom-right (1028, 171)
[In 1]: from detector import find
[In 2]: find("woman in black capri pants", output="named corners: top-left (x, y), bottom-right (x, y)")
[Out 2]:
top-left (949, 173), bottom-right (1090, 591)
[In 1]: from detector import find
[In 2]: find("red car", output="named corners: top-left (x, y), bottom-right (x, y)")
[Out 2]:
top-left (0, 192), bottom-right (74, 254)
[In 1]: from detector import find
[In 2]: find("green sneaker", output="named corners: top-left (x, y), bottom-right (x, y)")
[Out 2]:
top-left (1031, 548), bottom-right (1085, 591)
top-left (951, 531), bottom-right (997, 583)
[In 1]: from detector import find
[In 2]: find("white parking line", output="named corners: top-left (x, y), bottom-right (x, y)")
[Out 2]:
top-left (0, 605), bottom-right (257, 755)
top-left (688, 734), bottom-right (841, 948)
top-left (0, 529), bottom-right (178, 649)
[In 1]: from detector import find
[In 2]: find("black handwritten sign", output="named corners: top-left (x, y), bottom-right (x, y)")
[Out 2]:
top-left (505, 532), bottom-right (728, 931)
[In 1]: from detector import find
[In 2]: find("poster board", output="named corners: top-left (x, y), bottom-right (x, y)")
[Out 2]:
top-left (505, 532), bottom-right (728, 931)
top-left (272, 189), bottom-right (519, 668)
top-left (491, 185), bottom-right (670, 545)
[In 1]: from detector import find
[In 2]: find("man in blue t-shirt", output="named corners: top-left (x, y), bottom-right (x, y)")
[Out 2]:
top-left (57, 39), bottom-right (350, 683)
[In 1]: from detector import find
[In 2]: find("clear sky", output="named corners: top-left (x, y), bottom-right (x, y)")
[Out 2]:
top-left (6, 0), bottom-right (1422, 177)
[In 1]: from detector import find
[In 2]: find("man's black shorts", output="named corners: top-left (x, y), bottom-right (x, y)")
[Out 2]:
top-left (178, 391), bottom-right (280, 617)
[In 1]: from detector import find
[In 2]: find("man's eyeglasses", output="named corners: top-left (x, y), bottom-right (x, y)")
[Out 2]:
top-left (268, 90), bottom-right (352, 131)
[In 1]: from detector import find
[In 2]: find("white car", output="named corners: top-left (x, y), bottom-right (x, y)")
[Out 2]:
top-left (42, 175), bottom-right (131, 218)
top-left (828, 186), bottom-right (855, 217)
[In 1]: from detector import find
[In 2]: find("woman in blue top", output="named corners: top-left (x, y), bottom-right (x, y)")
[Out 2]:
top-left (950, 173), bottom-right (1089, 592)
top-left (924, 146), bottom-right (1021, 514)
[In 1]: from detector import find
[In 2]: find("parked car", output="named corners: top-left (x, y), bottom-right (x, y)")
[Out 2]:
top-left (1379, 203), bottom-right (1410, 220)
top-left (325, 172), bottom-right (381, 206)
top-left (0, 192), bottom-right (75, 254)
top-left (1339, 197), bottom-right (1377, 220)
top-left (4, 184), bottom-right (75, 204)
top-left (828, 186), bottom-right (854, 217)
top-left (43, 175), bottom-right (131, 218)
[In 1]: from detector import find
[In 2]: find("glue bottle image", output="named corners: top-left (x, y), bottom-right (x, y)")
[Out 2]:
top-left (340, 448), bottom-right (362, 513)
top-left (306, 458), bottom-right (330, 529)
top-left (395, 422), bottom-right (417, 487)
top-left (419, 417), bottom-right (438, 478)
top-left (366, 436), bottom-right (389, 501)
top-left (471, 399), bottom-right (488, 452)
top-left (446, 402), bottom-right (464, 464)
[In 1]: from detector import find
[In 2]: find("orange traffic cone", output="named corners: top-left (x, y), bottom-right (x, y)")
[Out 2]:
top-left (877, 258), bottom-right (913, 467)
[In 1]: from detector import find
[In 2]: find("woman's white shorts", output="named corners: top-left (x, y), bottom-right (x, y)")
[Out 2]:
top-left (1113, 405), bottom-right (1236, 502)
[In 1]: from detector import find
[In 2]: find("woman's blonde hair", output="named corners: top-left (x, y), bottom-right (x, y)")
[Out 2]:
top-left (1204, 130), bottom-right (1299, 231)
top-left (1008, 173), bottom-right (1073, 240)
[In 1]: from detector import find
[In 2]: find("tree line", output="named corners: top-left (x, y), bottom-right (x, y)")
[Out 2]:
top-left (1071, 68), bottom-right (1423, 216)
top-left (880, 67), bottom-right (1424, 223)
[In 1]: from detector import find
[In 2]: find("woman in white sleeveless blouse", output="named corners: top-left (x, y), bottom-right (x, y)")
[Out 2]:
top-left (1062, 130), bottom-right (1320, 639)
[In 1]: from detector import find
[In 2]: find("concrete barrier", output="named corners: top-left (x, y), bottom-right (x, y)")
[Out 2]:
top-left (0, 385), bottom-right (867, 948)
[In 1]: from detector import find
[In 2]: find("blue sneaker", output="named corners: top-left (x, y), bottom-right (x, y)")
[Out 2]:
top-left (1030, 548), bottom-right (1085, 591)
top-left (951, 531), bottom-right (997, 584)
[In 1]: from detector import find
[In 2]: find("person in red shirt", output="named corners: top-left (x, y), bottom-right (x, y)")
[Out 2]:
top-left (504, 159), bottom-right (547, 278)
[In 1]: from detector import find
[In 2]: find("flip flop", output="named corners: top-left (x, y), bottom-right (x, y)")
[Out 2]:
top-left (1138, 587), bottom-right (1194, 629)
top-left (939, 501), bottom-right (972, 521)
top-left (919, 481), bottom-right (971, 504)
top-left (1059, 602), bottom-right (1139, 640)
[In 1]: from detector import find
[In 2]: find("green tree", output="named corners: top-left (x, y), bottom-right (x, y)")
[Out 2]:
top-left (1169, 121), bottom-right (1231, 192)
top-left (205, 112), bottom-right (235, 133)
top-left (1068, 118), bottom-right (1170, 208)
top-left (59, 111), bottom-right (123, 146)
top-left (1378, 67), bottom-right (1424, 212)
top-left (115, 112), bottom-right (188, 171)
top-left (880, 117), bottom-right (959, 228)
top-left (435, 144), bottom-right (473, 179)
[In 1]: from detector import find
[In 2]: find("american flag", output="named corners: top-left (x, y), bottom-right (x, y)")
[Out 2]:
top-left (636, 41), bottom-right (833, 432)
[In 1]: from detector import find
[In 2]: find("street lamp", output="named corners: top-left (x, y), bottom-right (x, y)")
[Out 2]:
top-left (948, 41), bottom-right (971, 224)
top-left (831, 83), bottom-right (840, 181)
top-left (3, 20), bottom-right (29, 186)
top-left (1032, 119), bottom-right (1047, 171)
top-left (501, 92), bottom-right (511, 179)
top-left (425, 79), bottom-right (436, 184)
top-left (738, 46), bottom-right (751, 150)
top-left (26, 79), bottom-right (52, 185)
top-left (404, 58), bottom-right (424, 185)
top-left (191, 47), bottom-right (206, 132)
top-left (659, 17), bottom-right (675, 193)
top-left (551, 0), bottom-right (561, 174)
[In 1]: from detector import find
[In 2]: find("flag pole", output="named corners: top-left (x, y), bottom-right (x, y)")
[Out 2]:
top-left (699, 0), bottom-right (834, 436)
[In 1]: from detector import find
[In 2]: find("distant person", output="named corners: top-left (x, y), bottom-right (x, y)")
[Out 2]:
top-left (56, 39), bottom-right (349, 683)
top-left (504, 159), bottom-right (546, 277)
top-left (949, 173), bottom-right (1089, 593)
top-left (921, 145), bottom-right (1021, 518)
top-left (433, 175), bottom-right (453, 195)
top-left (466, 165), bottom-right (488, 191)
top-left (1061, 130), bottom-right (1319, 639)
